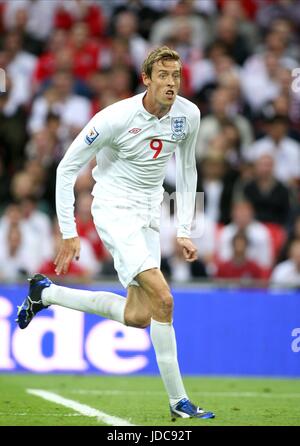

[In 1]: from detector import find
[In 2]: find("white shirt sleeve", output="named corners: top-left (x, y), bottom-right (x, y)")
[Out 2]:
top-left (175, 108), bottom-right (200, 238)
top-left (56, 111), bottom-right (112, 239)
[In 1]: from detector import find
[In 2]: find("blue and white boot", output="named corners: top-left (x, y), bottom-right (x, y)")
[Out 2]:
top-left (170, 398), bottom-right (215, 420)
top-left (16, 273), bottom-right (52, 329)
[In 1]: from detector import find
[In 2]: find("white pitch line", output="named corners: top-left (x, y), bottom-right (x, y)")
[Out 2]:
top-left (71, 389), bottom-right (300, 399)
top-left (27, 389), bottom-right (136, 426)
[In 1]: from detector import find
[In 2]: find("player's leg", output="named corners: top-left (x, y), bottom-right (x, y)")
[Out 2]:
top-left (135, 268), bottom-right (186, 405)
top-left (124, 285), bottom-right (152, 328)
top-left (16, 275), bottom-right (153, 330)
top-left (16, 273), bottom-right (127, 329)
top-left (135, 267), bottom-right (215, 420)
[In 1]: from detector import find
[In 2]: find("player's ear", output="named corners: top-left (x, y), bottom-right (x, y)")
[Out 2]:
top-left (142, 72), bottom-right (151, 87)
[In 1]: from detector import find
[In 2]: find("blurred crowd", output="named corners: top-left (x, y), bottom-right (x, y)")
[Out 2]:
top-left (0, 0), bottom-right (300, 287)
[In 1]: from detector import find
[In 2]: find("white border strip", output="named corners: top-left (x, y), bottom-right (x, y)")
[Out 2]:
top-left (27, 389), bottom-right (136, 426)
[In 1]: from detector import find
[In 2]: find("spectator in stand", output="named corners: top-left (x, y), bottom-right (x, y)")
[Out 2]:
top-left (218, 0), bottom-right (259, 52)
top-left (3, 5), bottom-right (44, 55)
top-left (150, 0), bottom-right (212, 52)
top-left (1, 29), bottom-right (37, 106)
top-left (276, 67), bottom-right (300, 130)
top-left (28, 69), bottom-right (91, 139)
top-left (189, 41), bottom-right (230, 99)
top-left (220, 120), bottom-right (243, 169)
top-left (278, 214), bottom-right (300, 263)
top-left (109, 0), bottom-right (163, 41)
top-left (0, 203), bottom-right (23, 243)
top-left (217, 200), bottom-right (273, 270)
top-left (151, 0), bottom-right (217, 16)
top-left (256, 0), bottom-right (300, 35)
top-left (98, 37), bottom-right (139, 95)
top-left (18, 196), bottom-right (53, 262)
top-left (162, 17), bottom-right (203, 67)
top-left (0, 202), bottom-right (47, 275)
top-left (67, 21), bottom-right (100, 81)
top-left (10, 170), bottom-right (35, 203)
top-left (241, 50), bottom-right (282, 115)
top-left (22, 160), bottom-right (53, 212)
top-left (0, 223), bottom-right (32, 281)
top-left (37, 46), bottom-right (92, 99)
top-left (244, 114), bottom-right (300, 187)
top-left (270, 18), bottom-right (300, 62)
top-left (25, 128), bottom-right (60, 166)
top-left (23, 133), bottom-right (60, 215)
top-left (10, 167), bottom-right (54, 242)
top-left (215, 231), bottom-right (263, 281)
top-left (112, 10), bottom-right (149, 74)
top-left (87, 68), bottom-right (115, 114)
top-left (271, 239), bottom-right (300, 288)
top-left (218, 72), bottom-right (248, 117)
top-left (242, 154), bottom-right (291, 226)
top-left (197, 147), bottom-right (238, 224)
top-left (213, 14), bottom-right (250, 66)
top-left (53, 0), bottom-right (106, 38)
top-left (241, 22), bottom-right (299, 115)
top-left (110, 65), bottom-right (135, 100)
top-left (0, 158), bottom-right (10, 213)
top-left (263, 93), bottom-right (300, 141)
top-left (196, 87), bottom-right (253, 160)
top-left (32, 29), bottom-right (68, 90)
top-left (0, 75), bottom-right (28, 173)
top-left (256, 27), bottom-right (298, 69)
top-left (44, 112), bottom-right (66, 160)
top-left (2, 0), bottom-right (57, 45)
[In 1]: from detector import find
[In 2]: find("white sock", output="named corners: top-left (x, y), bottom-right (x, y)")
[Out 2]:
top-left (42, 284), bottom-right (126, 324)
top-left (150, 318), bottom-right (188, 407)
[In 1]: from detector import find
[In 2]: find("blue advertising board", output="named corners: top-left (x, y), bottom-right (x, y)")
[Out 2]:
top-left (0, 284), bottom-right (300, 376)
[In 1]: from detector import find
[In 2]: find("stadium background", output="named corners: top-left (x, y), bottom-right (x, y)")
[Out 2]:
top-left (0, 0), bottom-right (300, 426)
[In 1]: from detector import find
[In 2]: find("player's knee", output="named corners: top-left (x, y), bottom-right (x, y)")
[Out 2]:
top-left (156, 292), bottom-right (174, 318)
top-left (125, 314), bottom-right (151, 329)
top-left (124, 304), bottom-right (151, 329)
top-left (137, 317), bottom-right (151, 329)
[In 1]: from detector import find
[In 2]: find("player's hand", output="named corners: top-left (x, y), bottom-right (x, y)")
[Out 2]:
top-left (54, 237), bottom-right (81, 275)
top-left (176, 237), bottom-right (198, 262)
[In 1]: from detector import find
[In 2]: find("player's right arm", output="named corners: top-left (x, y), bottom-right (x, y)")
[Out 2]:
top-left (54, 237), bottom-right (81, 275)
top-left (54, 111), bottom-right (112, 274)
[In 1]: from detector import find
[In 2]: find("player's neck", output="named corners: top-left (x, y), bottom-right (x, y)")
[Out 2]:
top-left (143, 93), bottom-right (171, 119)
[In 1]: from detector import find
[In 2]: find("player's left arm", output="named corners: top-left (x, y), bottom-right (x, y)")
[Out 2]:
top-left (175, 106), bottom-right (200, 262)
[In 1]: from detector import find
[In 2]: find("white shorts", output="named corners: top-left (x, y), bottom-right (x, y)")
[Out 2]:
top-left (91, 195), bottom-right (161, 288)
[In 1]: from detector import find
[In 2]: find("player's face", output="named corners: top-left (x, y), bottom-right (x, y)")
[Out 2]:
top-left (143, 59), bottom-right (181, 108)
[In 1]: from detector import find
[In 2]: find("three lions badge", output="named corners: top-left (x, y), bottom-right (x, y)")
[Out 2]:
top-left (171, 117), bottom-right (186, 141)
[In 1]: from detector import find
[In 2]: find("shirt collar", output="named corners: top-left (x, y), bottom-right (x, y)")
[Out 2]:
top-left (137, 91), bottom-right (175, 121)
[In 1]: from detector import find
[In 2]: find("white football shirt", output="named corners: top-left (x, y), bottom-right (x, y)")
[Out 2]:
top-left (56, 92), bottom-right (200, 239)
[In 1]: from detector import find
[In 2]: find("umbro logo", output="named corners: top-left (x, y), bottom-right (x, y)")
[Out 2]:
top-left (129, 128), bottom-right (142, 134)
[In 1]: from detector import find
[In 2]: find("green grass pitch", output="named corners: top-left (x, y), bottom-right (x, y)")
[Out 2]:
top-left (0, 374), bottom-right (300, 426)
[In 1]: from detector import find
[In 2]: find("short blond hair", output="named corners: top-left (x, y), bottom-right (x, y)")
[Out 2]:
top-left (142, 46), bottom-right (182, 79)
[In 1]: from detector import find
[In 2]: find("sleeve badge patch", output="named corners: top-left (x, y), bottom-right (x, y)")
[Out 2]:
top-left (84, 126), bottom-right (99, 145)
